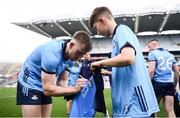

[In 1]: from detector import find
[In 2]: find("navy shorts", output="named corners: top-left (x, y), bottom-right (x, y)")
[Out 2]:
top-left (16, 82), bottom-right (52, 105)
top-left (152, 80), bottom-right (175, 97)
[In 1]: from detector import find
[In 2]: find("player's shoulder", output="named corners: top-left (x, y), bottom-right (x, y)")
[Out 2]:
top-left (118, 24), bottom-right (131, 31)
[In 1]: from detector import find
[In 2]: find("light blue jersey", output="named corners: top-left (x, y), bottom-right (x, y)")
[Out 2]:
top-left (148, 48), bottom-right (176, 83)
top-left (111, 24), bottom-right (159, 117)
top-left (18, 40), bottom-right (71, 92)
top-left (69, 76), bottom-right (96, 117)
top-left (67, 61), bottom-right (82, 87)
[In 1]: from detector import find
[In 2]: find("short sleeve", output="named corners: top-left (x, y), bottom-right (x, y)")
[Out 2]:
top-left (148, 52), bottom-right (156, 62)
top-left (41, 46), bottom-right (61, 74)
top-left (115, 25), bottom-right (136, 54)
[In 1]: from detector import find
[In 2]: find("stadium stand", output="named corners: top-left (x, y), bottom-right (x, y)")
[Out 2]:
top-left (12, 10), bottom-right (180, 37)
top-left (12, 10), bottom-right (180, 57)
top-left (0, 62), bottom-right (21, 87)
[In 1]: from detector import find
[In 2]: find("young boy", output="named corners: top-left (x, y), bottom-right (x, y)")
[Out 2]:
top-left (89, 6), bottom-right (159, 117)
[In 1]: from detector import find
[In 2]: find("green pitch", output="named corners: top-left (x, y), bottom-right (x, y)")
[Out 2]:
top-left (0, 87), bottom-right (166, 117)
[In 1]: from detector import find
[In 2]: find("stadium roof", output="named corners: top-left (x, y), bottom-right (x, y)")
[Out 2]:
top-left (13, 10), bottom-right (180, 38)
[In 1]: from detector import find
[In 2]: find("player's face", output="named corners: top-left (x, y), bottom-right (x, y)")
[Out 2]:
top-left (148, 41), bottom-right (156, 51)
top-left (148, 43), bottom-right (153, 51)
top-left (69, 42), bottom-right (87, 61)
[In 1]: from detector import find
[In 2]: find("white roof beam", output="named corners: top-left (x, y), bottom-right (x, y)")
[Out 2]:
top-left (134, 15), bottom-right (139, 34)
top-left (52, 20), bottom-right (71, 37)
top-left (158, 13), bottom-right (170, 32)
top-left (79, 18), bottom-right (92, 35)
top-left (30, 23), bottom-right (52, 38)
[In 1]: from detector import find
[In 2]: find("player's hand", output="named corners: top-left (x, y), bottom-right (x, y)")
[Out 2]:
top-left (74, 77), bottom-right (88, 91)
top-left (77, 75), bottom-right (88, 87)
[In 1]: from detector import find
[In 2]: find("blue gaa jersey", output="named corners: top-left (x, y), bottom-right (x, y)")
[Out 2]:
top-left (111, 24), bottom-right (159, 117)
top-left (18, 40), bottom-right (71, 92)
top-left (148, 48), bottom-right (176, 83)
top-left (67, 61), bottom-right (82, 86)
top-left (69, 76), bottom-right (96, 117)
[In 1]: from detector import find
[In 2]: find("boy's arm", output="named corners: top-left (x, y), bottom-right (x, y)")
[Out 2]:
top-left (91, 47), bottom-right (135, 70)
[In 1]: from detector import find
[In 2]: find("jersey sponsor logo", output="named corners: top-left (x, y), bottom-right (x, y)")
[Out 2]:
top-left (74, 61), bottom-right (80, 67)
top-left (81, 80), bottom-right (93, 97)
top-left (81, 86), bottom-right (88, 97)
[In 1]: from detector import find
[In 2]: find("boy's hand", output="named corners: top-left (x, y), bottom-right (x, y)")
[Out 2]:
top-left (90, 62), bottom-right (102, 74)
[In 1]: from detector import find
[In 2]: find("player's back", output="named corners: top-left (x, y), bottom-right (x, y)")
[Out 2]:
top-left (149, 48), bottom-right (176, 82)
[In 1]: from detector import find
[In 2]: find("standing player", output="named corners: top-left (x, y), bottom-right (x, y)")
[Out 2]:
top-left (89, 6), bottom-right (159, 117)
top-left (147, 39), bottom-right (179, 117)
top-left (16, 31), bottom-right (92, 117)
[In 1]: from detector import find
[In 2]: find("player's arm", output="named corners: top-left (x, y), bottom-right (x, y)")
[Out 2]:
top-left (148, 61), bottom-right (156, 80)
top-left (58, 70), bottom-right (68, 87)
top-left (91, 47), bottom-right (135, 69)
top-left (41, 71), bottom-right (86, 97)
top-left (172, 64), bottom-right (179, 91)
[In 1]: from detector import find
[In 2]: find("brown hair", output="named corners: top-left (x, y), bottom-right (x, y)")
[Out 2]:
top-left (72, 31), bottom-right (92, 52)
top-left (89, 6), bottom-right (113, 28)
top-left (147, 39), bottom-right (159, 44)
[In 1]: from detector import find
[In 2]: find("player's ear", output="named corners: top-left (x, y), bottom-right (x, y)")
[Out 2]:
top-left (98, 17), bottom-right (105, 25)
top-left (69, 42), bottom-right (75, 49)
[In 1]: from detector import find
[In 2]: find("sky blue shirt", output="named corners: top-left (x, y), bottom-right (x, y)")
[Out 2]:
top-left (67, 61), bottom-right (82, 86)
top-left (148, 48), bottom-right (176, 83)
top-left (111, 24), bottom-right (159, 117)
top-left (69, 76), bottom-right (96, 117)
top-left (18, 40), bottom-right (71, 92)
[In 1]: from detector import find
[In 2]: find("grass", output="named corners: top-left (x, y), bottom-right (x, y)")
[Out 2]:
top-left (0, 87), bottom-right (166, 117)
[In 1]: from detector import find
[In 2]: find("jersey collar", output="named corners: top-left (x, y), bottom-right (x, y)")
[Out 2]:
top-left (112, 25), bottom-right (118, 37)
top-left (62, 41), bottom-right (68, 61)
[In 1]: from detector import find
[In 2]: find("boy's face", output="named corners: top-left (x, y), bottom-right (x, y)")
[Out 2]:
top-left (82, 53), bottom-right (91, 61)
top-left (93, 18), bottom-right (110, 37)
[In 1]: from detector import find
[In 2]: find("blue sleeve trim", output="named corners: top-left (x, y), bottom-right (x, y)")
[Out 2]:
top-left (120, 41), bottom-right (136, 55)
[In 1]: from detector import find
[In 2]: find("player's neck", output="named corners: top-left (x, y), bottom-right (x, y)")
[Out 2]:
top-left (110, 22), bottom-right (117, 37)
